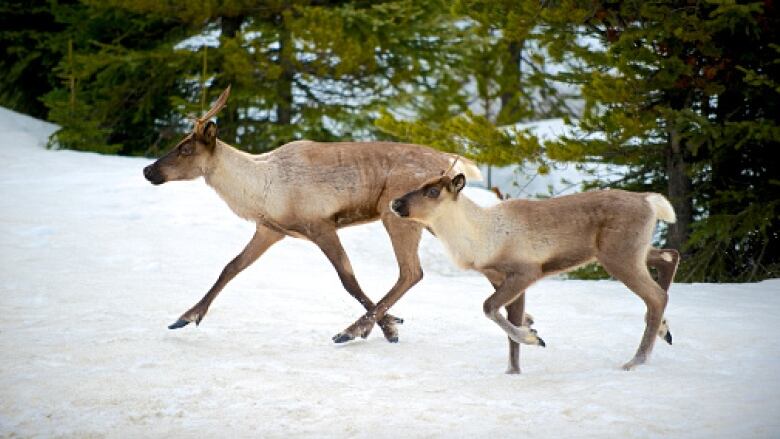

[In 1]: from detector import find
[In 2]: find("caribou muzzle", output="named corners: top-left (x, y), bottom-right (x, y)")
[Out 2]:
top-left (143, 164), bottom-right (166, 185)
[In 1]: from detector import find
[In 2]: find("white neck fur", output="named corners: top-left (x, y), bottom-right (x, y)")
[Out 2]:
top-left (204, 141), bottom-right (270, 220)
top-left (428, 194), bottom-right (491, 268)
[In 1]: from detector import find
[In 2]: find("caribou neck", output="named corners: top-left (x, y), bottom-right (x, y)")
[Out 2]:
top-left (429, 195), bottom-right (492, 265)
top-left (204, 140), bottom-right (271, 220)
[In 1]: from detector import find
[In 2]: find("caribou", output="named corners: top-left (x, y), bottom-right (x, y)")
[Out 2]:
top-left (142, 86), bottom-right (506, 344)
top-left (389, 173), bottom-right (680, 373)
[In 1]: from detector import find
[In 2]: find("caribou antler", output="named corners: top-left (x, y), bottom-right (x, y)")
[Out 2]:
top-left (441, 156), bottom-right (460, 176)
top-left (198, 85), bottom-right (232, 125)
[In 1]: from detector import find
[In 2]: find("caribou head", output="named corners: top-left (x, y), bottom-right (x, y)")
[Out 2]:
top-left (143, 86), bottom-right (231, 185)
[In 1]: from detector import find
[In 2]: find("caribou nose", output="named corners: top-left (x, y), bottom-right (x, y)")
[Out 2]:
top-left (143, 164), bottom-right (163, 185)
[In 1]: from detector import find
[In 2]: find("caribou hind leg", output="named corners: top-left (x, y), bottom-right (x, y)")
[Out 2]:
top-left (169, 225), bottom-right (284, 329)
top-left (646, 248), bottom-right (680, 344)
top-left (332, 213), bottom-right (423, 343)
top-left (600, 255), bottom-right (669, 370)
top-left (307, 223), bottom-right (403, 342)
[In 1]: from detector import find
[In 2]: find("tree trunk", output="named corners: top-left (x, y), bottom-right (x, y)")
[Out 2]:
top-left (217, 15), bottom-right (244, 145)
top-left (276, 12), bottom-right (294, 126)
top-left (666, 128), bottom-right (693, 252)
top-left (498, 40), bottom-right (523, 125)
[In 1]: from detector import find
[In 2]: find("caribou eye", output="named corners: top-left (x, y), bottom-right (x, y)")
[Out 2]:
top-left (425, 187), bottom-right (440, 198)
top-left (180, 143), bottom-right (194, 156)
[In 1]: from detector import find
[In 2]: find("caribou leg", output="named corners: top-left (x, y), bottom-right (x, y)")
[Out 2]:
top-left (169, 224), bottom-right (284, 329)
top-left (332, 213), bottom-right (423, 343)
top-left (307, 223), bottom-right (403, 342)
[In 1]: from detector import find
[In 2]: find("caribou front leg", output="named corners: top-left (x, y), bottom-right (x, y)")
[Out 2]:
top-left (168, 225), bottom-right (283, 329)
top-left (482, 269), bottom-right (534, 374)
top-left (307, 224), bottom-right (403, 342)
top-left (332, 214), bottom-right (423, 343)
top-left (483, 269), bottom-right (546, 348)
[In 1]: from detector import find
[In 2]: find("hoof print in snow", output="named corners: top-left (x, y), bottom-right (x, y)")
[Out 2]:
top-left (168, 319), bottom-right (190, 330)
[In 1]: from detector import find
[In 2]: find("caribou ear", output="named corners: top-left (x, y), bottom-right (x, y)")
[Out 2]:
top-left (203, 121), bottom-right (218, 150)
top-left (450, 173), bottom-right (466, 194)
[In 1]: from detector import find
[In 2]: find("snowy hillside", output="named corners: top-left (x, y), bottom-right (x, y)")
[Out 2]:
top-left (1, 106), bottom-right (779, 438)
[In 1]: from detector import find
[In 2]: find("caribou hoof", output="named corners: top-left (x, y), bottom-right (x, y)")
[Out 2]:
top-left (664, 330), bottom-right (673, 345)
top-left (526, 327), bottom-right (546, 347)
top-left (168, 319), bottom-right (191, 330)
top-left (388, 315), bottom-right (404, 324)
top-left (622, 361), bottom-right (638, 371)
top-left (332, 333), bottom-right (355, 344)
top-left (379, 315), bottom-right (401, 343)
top-left (621, 356), bottom-right (647, 371)
top-left (334, 316), bottom-right (375, 343)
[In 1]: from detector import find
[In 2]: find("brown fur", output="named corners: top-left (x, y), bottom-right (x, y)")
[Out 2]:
top-left (391, 174), bottom-right (680, 372)
top-left (143, 87), bottom-right (484, 342)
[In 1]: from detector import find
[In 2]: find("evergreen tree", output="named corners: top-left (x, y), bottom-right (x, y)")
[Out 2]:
top-left (40, 0), bottom-right (459, 155)
top-left (2, 0), bottom-right (775, 281)
top-left (42, 1), bottom-right (193, 154)
top-left (375, 0), bottom-right (573, 173)
top-left (542, 0), bottom-right (779, 281)
top-left (376, 0), bottom-right (778, 281)
top-left (0, 0), bottom-right (70, 119)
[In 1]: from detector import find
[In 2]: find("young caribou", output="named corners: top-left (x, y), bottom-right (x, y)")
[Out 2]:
top-left (142, 86), bottom-right (502, 344)
top-left (389, 173), bottom-right (680, 373)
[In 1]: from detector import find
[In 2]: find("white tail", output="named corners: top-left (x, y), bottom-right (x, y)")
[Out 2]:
top-left (645, 193), bottom-right (676, 223)
top-left (449, 155), bottom-right (483, 182)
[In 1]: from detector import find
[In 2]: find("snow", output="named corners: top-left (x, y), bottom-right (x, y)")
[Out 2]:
top-left (1, 106), bottom-right (779, 438)
top-left (476, 118), bottom-right (626, 198)
top-left (477, 118), bottom-right (589, 198)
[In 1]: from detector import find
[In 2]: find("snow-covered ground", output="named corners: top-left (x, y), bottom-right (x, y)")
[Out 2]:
top-left (1, 106), bottom-right (779, 438)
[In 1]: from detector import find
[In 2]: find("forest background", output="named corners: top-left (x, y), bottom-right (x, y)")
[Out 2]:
top-left (1, 0), bottom-right (777, 282)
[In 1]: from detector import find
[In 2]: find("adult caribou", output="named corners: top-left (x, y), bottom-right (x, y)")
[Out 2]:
top-left (143, 86), bottom-right (488, 343)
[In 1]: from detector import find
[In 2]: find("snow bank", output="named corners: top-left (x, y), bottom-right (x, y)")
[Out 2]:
top-left (1, 108), bottom-right (779, 438)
